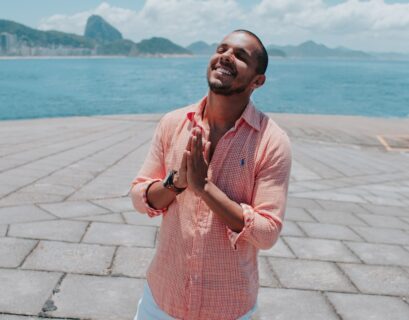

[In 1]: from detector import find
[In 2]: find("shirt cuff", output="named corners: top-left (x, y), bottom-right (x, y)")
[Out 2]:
top-left (226, 203), bottom-right (255, 250)
top-left (141, 179), bottom-right (167, 217)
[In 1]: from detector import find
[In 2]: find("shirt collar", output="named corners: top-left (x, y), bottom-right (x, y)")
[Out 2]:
top-left (186, 96), bottom-right (261, 132)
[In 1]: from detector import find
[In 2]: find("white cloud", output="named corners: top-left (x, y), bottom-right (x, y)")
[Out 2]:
top-left (38, 0), bottom-right (409, 52)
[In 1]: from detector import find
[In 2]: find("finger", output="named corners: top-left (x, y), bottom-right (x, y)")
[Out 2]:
top-left (191, 134), bottom-right (196, 155)
top-left (204, 141), bottom-right (211, 163)
top-left (186, 134), bottom-right (193, 152)
top-left (196, 130), bottom-right (203, 155)
top-left (186, 150), bottom-right (193, 171)
top-left (181, 150), bottom-right (187, 170)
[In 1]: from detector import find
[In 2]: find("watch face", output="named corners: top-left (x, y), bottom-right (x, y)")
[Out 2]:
top-left (163, 170), bottom-right (175, 188)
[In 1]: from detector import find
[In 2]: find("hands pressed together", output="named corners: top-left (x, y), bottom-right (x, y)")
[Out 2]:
top-left (174, 127), bottom-right (211, 195)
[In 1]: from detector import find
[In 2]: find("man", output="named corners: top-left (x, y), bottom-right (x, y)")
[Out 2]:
top-left (131, 30), bottom-right (291, 320)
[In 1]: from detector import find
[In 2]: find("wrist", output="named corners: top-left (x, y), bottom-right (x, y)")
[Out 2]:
top-left (173, 172), bottom-right (187, 189)
top-left (197, 179), bottom-right (211, 198)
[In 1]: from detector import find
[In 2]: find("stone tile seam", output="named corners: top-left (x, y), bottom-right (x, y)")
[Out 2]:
top-left (279, 236), bottom-right (297, 257)
top-left (295, 146), bottom-right (349, 178)
top-left (78, 221), bottom-right (92, 243)
top-left (0, 311), bottom-right (81, 320)
top-left (321, 291), bottom-right (343, 320)
top-left (0, 129), bottom-right (140, 200)
top-left (106, 246), bottom-right (119, 276)
top-left (63, 134), bottom-right (153, 201)
top-left (40, 273), bottom-right (67, 318)
top-left (291, 221), bottom-right (308, 237)
top-left (17, 239), bottom-right (41, 268)
top-left (86, 199), bottom-right (116, 214)
top-left (262, 256), bottom-right (284, 288)
top-left (0, 122), bottom-right (133, 175)
top-left (0, 122), bottom-right (122, 160)
top-left (292, 170), bottom-right (409, 192)
top-left (261, 255), bottom-right (409, 268)
top-left (34, 203), bottom-right (61, 219)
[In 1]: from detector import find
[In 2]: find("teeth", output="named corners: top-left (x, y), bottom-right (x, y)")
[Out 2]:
top-left (217, 67), bottom-right (233, 75)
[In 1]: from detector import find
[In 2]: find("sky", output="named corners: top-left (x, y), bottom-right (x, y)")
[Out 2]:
top-left (1, 0), bottom-right (409, 53)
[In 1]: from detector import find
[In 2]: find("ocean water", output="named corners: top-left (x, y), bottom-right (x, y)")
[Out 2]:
top-left (0, 57), bottom-right (408, 120)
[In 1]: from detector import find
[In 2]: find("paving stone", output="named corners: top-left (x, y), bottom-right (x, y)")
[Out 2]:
top-left (339, 263), bottom-right (409, 296)
top-left (82, 222), bottom-right (156, 247)
top-left (268, 257), bottom-right (356, 292)
top-left (361, 203), bottom-right (409, 217)
top-left (0, 205), bottom-right (54, 225)
top-left (355, 213), bottom-right (409, 230)
top-left (292, 190), bottom-right (366, 203)
top-left (284, 207), bottom-right (316, 222)
top-left (8, 220), bottom-right (88, 242)
top-left (285, 198), bottom-right (322, 210)
top-left (257, 287), bottom-right (338, 320)
top-left (0, 192), bottom-right (64, 207)
top-left (298, 222), bottom-right (362, 241)
top-left (91, 197), bottom-right (134, 212)
top-left (0, 237), bottom-right (37, 268)
top-left (39, 201), bottom-right (109, 219)
top-left (112, 246), bottom-right (155, 278)
top-left (49, 274), bottom-right (143, 320)
top-left (345, 241), bottom-right (409, 267)
top-left (122, 211), bottom-right (162, 226)
top-left (284, 236), bottom-right (360, 262)
top-left (351, 226), bottom-right (409, 245)
top-left (258, 257), bottom-right (279, 288)
top-left (259, 238), bottom-right (295, 258)
top-left (75, 212), bottom-right (124, 223)
top-left (0, 224), bottom-right (7, 236)
top-left (315, 200), bottom-right (369, 214)
top-left (327, 292), bottom-right (409, 320)
top-left (23, 240), bottom-right (116, 275)
top-left (308, 209), bottom-right (367, 226)
top-left (0, 316), bottom-right (58, 320)
top-left (0, 269), bottom-right (62, 314)
top-left (281, 221), bottom-right (304, 237)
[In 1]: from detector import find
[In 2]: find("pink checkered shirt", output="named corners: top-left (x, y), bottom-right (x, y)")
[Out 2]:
top-left (131, 97), bottom-right (291, 320)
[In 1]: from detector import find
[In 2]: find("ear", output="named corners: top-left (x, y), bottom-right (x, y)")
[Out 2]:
top-left (251, 74), bottom-right (266, 90)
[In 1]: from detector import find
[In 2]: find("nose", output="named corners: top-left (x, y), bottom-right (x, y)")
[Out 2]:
top-left (220, 48), bottom-right (234, 63)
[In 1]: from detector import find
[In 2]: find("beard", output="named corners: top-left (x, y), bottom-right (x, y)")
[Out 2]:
top-left (207, 78), bottom-right (247, 96)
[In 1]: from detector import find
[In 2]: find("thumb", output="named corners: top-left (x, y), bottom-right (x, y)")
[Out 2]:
top-left (204, 141), bottom-right (211, 164)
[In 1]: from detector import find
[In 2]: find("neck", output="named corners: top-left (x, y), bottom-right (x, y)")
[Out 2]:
top-left (204, 90), bottom-right (250, 132)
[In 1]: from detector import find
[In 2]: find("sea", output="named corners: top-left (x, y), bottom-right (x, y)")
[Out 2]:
top-left (0, 57), bottom-right (408, 121)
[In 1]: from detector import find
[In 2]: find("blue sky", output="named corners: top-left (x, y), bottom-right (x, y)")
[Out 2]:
top-left (2, 0), bottom-right (409, 52)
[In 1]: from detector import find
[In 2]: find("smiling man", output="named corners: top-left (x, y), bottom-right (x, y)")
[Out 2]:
top-left (131, 30), bottom-right (292, 320)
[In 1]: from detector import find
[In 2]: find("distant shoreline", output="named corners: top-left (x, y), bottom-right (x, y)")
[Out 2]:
top-left (0, 54), bottom-right (194, 60)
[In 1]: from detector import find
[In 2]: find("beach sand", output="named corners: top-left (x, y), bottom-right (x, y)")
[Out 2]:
top-left (0, 113), bottom-right (409, 319)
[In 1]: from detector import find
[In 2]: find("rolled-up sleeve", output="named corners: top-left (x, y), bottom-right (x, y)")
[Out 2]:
top-left (130, 117), bottom-right (168, 216)
top-left (227, 133), bottom-right (292, 250)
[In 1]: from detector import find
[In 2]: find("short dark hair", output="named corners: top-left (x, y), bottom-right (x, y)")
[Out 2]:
top-left (233, 29), bottom-right (268, 75)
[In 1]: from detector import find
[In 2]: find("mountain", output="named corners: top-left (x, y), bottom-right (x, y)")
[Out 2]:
top-left (186, 41), bottom-right (217, 55)
top-left (0, 19), bottom-right (95, 51)
top-left (266, 48), bottom-right (286, 57)
top-left (0, 17), bottom-right (192, 56)
top-left (84, 15), bottom-right (122, 43)
top-left (136, 37), bottom-right (191, 55)
top-left (268, 41), bottom-right (372, 59)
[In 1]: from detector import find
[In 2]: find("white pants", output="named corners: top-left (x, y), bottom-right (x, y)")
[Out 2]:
top-left (134, 281), bottom-right (259, 320)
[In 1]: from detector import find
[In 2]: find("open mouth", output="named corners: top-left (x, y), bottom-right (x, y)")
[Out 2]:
top-left (214, 64), bottom-right (236, 77)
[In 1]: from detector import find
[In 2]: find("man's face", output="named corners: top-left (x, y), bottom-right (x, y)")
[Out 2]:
top-left (207, 32), bottom-right (262, 96)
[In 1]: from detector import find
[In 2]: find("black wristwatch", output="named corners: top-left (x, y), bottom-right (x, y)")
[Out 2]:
top-left (163, 170), bottom-right (186, 194)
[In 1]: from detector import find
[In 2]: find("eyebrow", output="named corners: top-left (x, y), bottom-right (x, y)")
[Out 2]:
top-left (218, 43), bottom-right (252, 59)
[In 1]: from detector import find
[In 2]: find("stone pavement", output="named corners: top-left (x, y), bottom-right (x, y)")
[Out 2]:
top-left (1, 113), bottom-right (409, 320)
